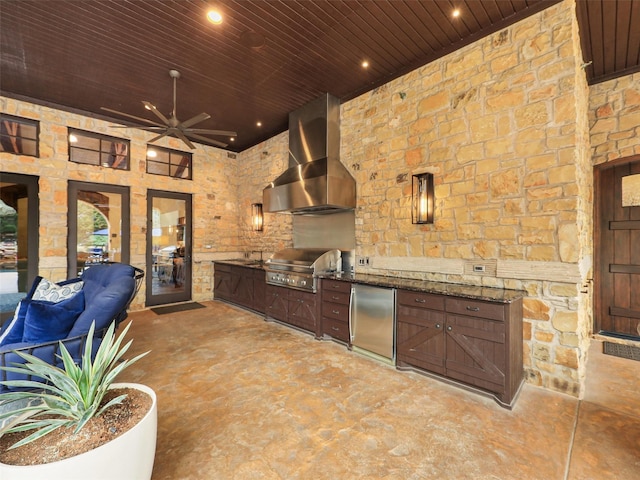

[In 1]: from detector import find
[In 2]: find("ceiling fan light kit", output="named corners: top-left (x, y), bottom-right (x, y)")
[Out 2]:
top-left (101, 69), bottom-right (236, 150)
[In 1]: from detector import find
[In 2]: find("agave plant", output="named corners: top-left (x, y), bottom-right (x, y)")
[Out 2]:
top-left (0, 321), bottom-right (148, 449)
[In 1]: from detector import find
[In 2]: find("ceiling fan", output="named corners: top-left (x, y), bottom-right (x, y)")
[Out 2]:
top-left (101, 69), bottom-right (236, 149)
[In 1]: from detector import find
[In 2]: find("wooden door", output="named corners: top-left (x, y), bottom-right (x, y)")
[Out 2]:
top-left (595, 157), bottom-right (640, 339)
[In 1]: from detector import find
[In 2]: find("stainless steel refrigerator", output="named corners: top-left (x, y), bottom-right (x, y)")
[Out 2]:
top-left (349, 284), bottom-right (396, 365)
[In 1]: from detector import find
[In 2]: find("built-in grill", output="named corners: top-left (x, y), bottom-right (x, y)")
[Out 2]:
top-left (265, 248), bottom-right (341, 293)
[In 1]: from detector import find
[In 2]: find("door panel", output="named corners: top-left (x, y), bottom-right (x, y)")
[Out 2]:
top-left (0, 173), bottom-right (38, 317)
top-left (68, 182), bottom-right (129, 278)
top-left (595, 157), bottom-right (640, 338)
top-left (146, 190), bottom-right (192, 306)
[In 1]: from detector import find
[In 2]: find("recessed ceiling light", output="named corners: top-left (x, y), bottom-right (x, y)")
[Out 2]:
top-left (207, 10), bottom-right (223, 25)
top-left (147, 149), bottom-right (157, 158)
top-left (452, 9), bottom-right (461, 18)
top-left (361, 60), bottom-right (369, 68)
top-left (230, 137), bottom-right (235, 142)
top-left (256, 121), bottom-right (262, 127)
top-left (68, 134), bottom-right (78, 143)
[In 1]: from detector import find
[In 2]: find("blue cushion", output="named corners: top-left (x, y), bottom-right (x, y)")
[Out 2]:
top-left (0, 276), bottom-right (43, 347)
top-left (69, 278), bottom-right (134, 336)
top-left (22, 290), bottom-right (85, 344)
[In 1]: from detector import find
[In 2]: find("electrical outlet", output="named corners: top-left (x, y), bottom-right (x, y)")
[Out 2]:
top-left (357, 257), bottom-right (370, 266)
top-left (473, 265), bottom-right (486, 273)
top-left (365, 257), bottom-right (370, 266)
top-left (358, 257), bottom-right (365, 266)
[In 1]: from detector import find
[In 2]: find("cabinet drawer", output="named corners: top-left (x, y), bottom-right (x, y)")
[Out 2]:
top-left (322, 317), bottom-right (350, 342)
top-left (324, 290), bottom-right (350, 305)
top-left (445, 298), bottom-right (505, 321)
top-left (322, 302), bottom-right (349, 322)
top-left (397, 290), bottom-right (445, 311)
top-left (322, 279), bottom-right (351, 295)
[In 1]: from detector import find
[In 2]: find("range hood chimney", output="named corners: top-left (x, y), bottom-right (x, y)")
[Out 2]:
top-left (263, 93), bottom-right (356, 214)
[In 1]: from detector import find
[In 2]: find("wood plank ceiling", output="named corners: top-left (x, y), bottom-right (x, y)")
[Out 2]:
top-left (0, 0), bottom-right (637, 152)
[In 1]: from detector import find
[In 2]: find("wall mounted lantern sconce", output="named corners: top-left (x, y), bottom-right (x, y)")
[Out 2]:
top-left (251, 203), bottom-right (264, 231)
top-left (412, 172), bottom-right (434, 224)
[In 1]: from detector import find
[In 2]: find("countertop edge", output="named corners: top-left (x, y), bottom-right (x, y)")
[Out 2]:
top-left (214, 260), bottom-right (525, 303)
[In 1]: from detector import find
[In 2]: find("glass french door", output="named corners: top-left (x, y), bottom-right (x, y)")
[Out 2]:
top-left (146, 190), bottom-right (191, 306)
top-left (68, 182), bottom-right (130, 277)
top-left (0, 173), bottom-right (39, 317)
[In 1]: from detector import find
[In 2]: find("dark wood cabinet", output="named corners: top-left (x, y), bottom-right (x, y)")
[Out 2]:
top-left (288, 290), bottom-right (320, 335)
top-left (253, 268), bottom-right (266, 314)
top-left (213, 263), bottom-right (232, 301)
top-left (231, 265), bottom-right (254, 309)
top-left (396, 289), bottom-right (523, 409)
top-left (265, 284), bottom-right (288, 322)
top-left (214, 263), bottom-right (265, 313)
top-left (320, 279), bottom-right (351, 343)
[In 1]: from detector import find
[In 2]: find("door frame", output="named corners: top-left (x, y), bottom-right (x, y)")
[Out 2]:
top-left (146, 189), bottom-right (192, 307)
top-left (593, 154), bottom-right (640, 339)
top-left (0, 172), bottom-right (39, 289)
top-left (67, 181), bottom-right (130, 278)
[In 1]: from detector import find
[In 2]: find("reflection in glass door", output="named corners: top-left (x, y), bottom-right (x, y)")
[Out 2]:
top-left (146, 190), bottom-right (191, 306)
top-left (0, 173), bottom-right (38, 320)
top-left (68, 182), bottom-right (130, 277)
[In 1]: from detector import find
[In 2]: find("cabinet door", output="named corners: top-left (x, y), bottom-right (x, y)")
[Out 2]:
top-left (396, 305), bottom-right (446, 374)
top-left (214, 266), bottom-right (232, 300)
top-left (288, 291), bottom-right (318, 332)
top-left (444, 313), bottom-right (506, 395)
top-left (265, 285), bottom-right (288, 321)
top-left (253, 269), bottom-right (266, 314)
top-left (231, 266), bottom-right (254, 309)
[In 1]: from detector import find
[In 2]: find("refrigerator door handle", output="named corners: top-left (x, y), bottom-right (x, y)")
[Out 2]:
top-left (349, 286), bottom-right (355, 342)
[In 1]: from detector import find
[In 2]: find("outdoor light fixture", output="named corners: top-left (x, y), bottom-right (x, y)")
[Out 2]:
top-left (251, 203), bottom-right (264, 231)
top-left (412, 172), bottom-right (434, 224)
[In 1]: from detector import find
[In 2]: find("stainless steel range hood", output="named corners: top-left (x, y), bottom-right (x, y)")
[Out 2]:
top-left (263, 93), bottom-right (356, 214)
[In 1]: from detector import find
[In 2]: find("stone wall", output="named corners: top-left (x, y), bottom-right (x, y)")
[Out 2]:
top-left (589, 71), bottom-right (640, 165)
top-left (335, 0), bottom-right (592, 397)
top-left (0, 96), bottom-right (240, 309)
top-left (236, 132), bottom-right (292, 258)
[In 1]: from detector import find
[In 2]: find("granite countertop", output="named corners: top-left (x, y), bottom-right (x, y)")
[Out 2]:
top-left (216, 259), bottom-right (525, 303)
top-left (318, 272), bottom-right (525, 303)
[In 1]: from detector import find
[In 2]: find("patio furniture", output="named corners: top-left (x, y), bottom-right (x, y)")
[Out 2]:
top-left (0, 262), bottom-right (144, 392)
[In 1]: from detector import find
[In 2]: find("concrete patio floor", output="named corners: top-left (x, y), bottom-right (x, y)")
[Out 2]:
top-left (118, 301), bottom-right (640, 479)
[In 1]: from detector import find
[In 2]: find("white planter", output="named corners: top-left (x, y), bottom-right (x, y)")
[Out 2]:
top-left (0, 383), bottom-right (157, 480)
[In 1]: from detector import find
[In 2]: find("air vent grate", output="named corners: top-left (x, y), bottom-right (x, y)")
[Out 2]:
top-left (603, 342), bottom-right (640, 361)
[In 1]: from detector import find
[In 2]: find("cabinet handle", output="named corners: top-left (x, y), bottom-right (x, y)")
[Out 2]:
top-left (332, 284), bottom-right (341, 289)
top-left (331, 326), bottom-right (340, 331)
top-left (331, 295), bottom-right (340, 300)
top-left (415, 298), bottom-right (426, 303)
top-left (435, 323), bottom-right (441, 329)
top-left (409, 348), bottom-right (417, 351)
top-left (447, 326), bottom-right (452, 331)
top-left (466, 306), bottom-right (480, 312)
top-left (332, 309), bottom-right (340, 315)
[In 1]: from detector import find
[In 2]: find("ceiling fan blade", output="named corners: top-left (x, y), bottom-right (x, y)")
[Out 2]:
top-left (142, 101), bottom-right (171, 126)
top-left (183, 128), bottom-right (237, 137)
top-left (186, 132), bottom-right (229, 148)
top-left (175, 130), bottom-right (196, 149)
top-left (100, 107), bottom-right (164, 127)
top-left (147, 131), bottom-right (170, 144)
top-left (180, 112), bottom-right (211, 129)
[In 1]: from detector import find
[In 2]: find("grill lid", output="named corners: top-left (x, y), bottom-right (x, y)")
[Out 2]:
top-left (266, 248), bottom-right (341, 272)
